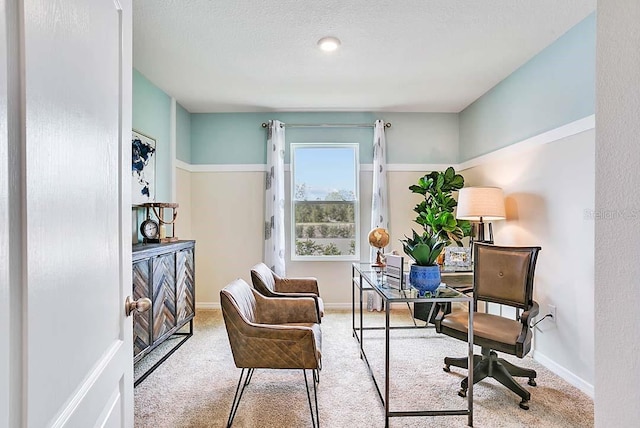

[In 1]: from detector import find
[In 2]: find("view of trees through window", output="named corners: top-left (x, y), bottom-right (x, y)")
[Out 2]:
top-left (291, 144), bottom-right (358, 258)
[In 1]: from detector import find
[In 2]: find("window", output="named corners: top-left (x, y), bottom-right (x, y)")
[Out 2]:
top-left (291, 143), bottom-right (359, 260)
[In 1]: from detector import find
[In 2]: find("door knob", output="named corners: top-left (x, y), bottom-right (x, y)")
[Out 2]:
top-left (125, 296), bottom-right (152, 317)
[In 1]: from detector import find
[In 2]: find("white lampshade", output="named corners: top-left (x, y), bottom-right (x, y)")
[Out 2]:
top-left (456, 187), bottom-right (506, 221)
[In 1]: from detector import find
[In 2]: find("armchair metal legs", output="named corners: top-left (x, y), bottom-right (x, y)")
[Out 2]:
top-left (443, 348), bottom-right (537, 410)
top-left (226, 368), bottom-right (254, 428)
top-left (304, 369), bottom-right (320, 428)
top-left (226, 368), bottom-right (320, 428)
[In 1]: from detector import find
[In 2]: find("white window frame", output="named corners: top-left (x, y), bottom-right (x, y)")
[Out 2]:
top-left (290, 143), bottom-right (360, 262)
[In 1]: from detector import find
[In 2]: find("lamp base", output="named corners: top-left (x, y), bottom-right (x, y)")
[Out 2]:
top-left (474, 221), bottom-right (494, 244)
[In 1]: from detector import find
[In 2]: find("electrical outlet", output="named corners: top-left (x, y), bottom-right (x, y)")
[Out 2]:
top-left (548, 304), bottom-right (556, 323)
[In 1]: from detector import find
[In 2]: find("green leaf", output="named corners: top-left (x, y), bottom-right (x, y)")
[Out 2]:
top-left (449, 174), bottom-right (464, 190)
top-left (409, 184), bottom-right (426, 195)
top-left (425, 211), bottom-right (436, 224)
top-left (444, 213), bottom-right (457, 228)
top-left (411, 244), bottom-right (433, 265)
top-left (459, 220), bottom-right (472, 237)
top-left (401, 241), bottom-right (412, 255)
top-left (444, 166), bottom-right (455, 182)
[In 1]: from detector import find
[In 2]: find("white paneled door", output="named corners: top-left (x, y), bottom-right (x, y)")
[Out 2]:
top-left (2, 1), bottom-right (134, 427)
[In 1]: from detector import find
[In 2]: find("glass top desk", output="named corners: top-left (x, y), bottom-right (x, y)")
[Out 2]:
top-left (351, 263), bottom-right (474, 427)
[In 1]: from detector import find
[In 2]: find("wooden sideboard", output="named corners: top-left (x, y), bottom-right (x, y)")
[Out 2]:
top-left (132, 240), bottom-right (195, 385)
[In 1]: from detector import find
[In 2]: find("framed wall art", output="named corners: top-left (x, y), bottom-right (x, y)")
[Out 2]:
top-left (444, 246), bottom-right (472, 267)
top-left (132, 130), bottom-right (156, 204)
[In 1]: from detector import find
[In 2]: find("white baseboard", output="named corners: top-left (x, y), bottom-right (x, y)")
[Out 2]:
top-left (196, 301), bottom-right (411, 311)
top-left (196, 302), bottom-right (220, 310)
top-left (532, 350), bottom-right (594, 398)
top-left (196, 301), bottom-right (428, 311)
top-left (196, 302), bottom-right (354, 310)
top-left (323, 303), bottom-right (352, 310)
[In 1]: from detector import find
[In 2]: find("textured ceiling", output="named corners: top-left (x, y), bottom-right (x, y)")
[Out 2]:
top-left (133, 0), bottom-right (596, 113)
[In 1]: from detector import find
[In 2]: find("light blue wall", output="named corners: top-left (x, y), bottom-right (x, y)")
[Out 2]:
top-left (190, 111), bottom-right (459, 164)
top-left (384, 112), bottom-right (459, 164)
top-left (176, 103), bottom-right (191, 163)
top-left (135, 13), bottom-right (595, 169)
top-left (132, 69), bottom-right (172, 201)
top-left (459, 13), bottom-right (596, 161)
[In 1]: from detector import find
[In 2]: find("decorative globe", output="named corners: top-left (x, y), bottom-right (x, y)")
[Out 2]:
top-left (368, 227), bottom-right (390, 249)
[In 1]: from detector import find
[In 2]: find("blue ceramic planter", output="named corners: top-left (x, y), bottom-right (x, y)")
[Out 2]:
top-left (409, 264), bottom-right (441, 294)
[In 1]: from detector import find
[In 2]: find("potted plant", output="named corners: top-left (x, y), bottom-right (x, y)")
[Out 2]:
top-left (401, 167), bottom-right (471, 293)
top-left (401, 230), bottom-right (445, 293)
top-left (401, 230), bottom-right (445, 266)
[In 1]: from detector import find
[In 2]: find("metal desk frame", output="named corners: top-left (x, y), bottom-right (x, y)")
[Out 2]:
top-left (351, 263), bottom-right (474, 427)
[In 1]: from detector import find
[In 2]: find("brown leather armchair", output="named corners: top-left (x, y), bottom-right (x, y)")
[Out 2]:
top-left (220, 278), bottom-right (322, 427)
top-left (435, 243), bottom-right (541, 410)
top-left (250, 262), bottom-right (324, 320)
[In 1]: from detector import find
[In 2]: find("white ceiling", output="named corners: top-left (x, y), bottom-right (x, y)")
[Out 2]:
top-left (133, 0), bottom-right (596, 113)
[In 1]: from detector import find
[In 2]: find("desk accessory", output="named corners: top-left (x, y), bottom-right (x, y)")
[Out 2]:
top-left (140, 217), bottom-right (159, 242)
top-left (385, 254), bottom-right (406, 290)
top-left (135, 202), bottom-right (180, 243)
top-left (368, 227), bottom-right (390, 267)
top-left (444, 247), bottom-right (472, 267)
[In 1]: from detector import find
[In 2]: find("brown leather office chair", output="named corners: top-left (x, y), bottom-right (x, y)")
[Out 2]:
top-left (435, 243), bottom-right (541, 409)
top-left (220, 279), bottom-right (322, 428)
top-left (250, 262), bottom-right (324, 320)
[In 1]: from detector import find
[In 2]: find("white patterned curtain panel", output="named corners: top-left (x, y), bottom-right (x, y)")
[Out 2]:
top-left (369, 119), bottom-right (389, 311)
top-left (264, 120), bottom-right (286, 276)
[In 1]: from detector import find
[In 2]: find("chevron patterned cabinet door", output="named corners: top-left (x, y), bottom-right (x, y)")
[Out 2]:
top-left (176, 248), bottom-right (195, 324)
top-left (133, 259), bottom-right (152, 358)
top-left (152, 253), bottom-right (177, 342)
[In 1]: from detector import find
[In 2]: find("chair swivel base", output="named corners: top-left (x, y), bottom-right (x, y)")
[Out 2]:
top-left (443, 349), bottom-right (537, 410)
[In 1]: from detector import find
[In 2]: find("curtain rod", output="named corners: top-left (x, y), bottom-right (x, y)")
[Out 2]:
top-left (260, 122), bottom-right (391, 129)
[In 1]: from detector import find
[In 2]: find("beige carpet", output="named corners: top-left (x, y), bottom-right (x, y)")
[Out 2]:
top-left (134, 309), bottom-right (593, 428)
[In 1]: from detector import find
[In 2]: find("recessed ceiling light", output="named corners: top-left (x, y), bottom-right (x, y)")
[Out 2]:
top-left (317, 36), bottom-right (341, 52)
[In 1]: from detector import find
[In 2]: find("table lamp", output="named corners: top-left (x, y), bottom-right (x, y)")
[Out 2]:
top-left (456, 187), bottom-right (506, 244)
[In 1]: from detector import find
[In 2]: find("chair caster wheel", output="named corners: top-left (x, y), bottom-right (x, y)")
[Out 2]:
top-left (443, 365), bottom-right (450, 373)
top-left (458, 389), bottom-right (467, 398)
top-left (528, 378), bottom-right (537, 387)
top-left (519, 400), bottom-right (529, 410)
